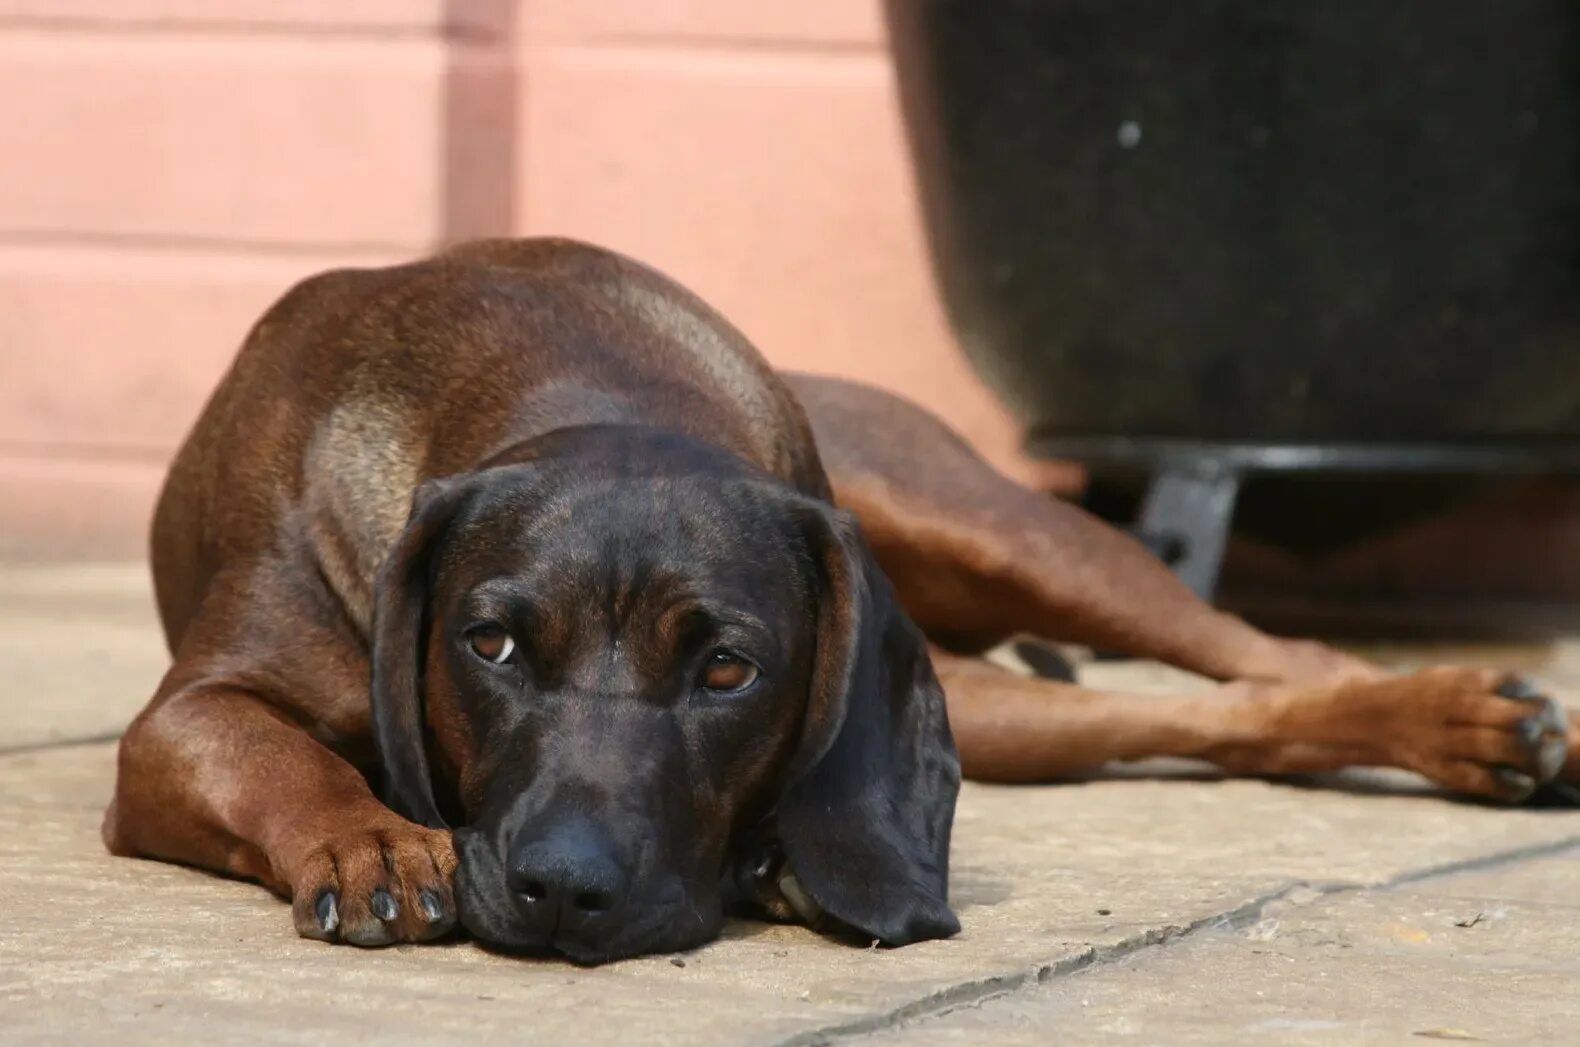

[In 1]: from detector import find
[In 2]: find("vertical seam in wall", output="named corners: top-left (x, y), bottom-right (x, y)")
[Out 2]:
top-left (441, 0), bottom-right (519, 243)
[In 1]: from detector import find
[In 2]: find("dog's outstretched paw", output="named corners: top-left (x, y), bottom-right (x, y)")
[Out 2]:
top-left (1327, 669), bottom-right (1570, 804)
top-left (1416, 671), bottom-right (1569, 803)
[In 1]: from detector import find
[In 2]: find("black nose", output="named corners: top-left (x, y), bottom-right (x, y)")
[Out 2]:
top-left (506, 820), bottom-right (628, 924)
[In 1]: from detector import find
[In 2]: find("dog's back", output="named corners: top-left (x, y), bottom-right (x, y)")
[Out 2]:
top-left (151, 238), bottom-right (826, 650)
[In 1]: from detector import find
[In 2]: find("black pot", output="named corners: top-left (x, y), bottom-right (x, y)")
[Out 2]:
top-left (887, 0), bottom-right (1580, 448)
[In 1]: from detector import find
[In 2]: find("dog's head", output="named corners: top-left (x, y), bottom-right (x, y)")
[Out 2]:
top-left (369, 427), bottom-right (959, 962)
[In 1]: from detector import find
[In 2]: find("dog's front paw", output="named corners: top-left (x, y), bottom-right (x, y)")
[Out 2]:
top-left (286, 819), bottom-right (457, 946)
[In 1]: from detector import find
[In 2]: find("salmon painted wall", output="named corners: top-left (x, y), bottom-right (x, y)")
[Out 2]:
top-left (0, 0), bottom-right (1040, 559)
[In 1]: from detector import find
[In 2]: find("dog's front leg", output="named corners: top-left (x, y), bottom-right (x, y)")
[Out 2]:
top-left (105, 680), bottom-right (456, 946)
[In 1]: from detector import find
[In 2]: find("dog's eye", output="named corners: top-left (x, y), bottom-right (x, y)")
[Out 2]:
top-left (467, 624), bottom-right (515, 665)
top-left (700, 651), bottom-right (759, 693)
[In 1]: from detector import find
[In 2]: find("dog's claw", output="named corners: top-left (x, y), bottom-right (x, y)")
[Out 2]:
top-left (1495, 767), bottom-right (1539, 802)
top-left (315, 890), bottom-right (339, 935)
top-left (1497, 682), bottom-right (1570, 790)
top-left (1497, 677), bottom-right (1543, 701)
top-left (371, 888), bottom-right (398, 922)
top-left (1512, 715), bottom-right (1566, 780)
top-left (418, 889), bottom-right (445, 923)
top-left (1536, 734), bottom-right (1569, 782)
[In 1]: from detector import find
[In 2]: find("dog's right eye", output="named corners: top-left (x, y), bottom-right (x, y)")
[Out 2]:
top-left (467, 624), bottom-right (515, 665)
top-left (699, 650), bottom-right (760, 693)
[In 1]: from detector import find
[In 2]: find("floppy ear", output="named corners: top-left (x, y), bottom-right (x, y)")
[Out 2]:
top-left (370, 477), bottom-right (469, 830)
top-left (774, 506), bottom-right (962, 945)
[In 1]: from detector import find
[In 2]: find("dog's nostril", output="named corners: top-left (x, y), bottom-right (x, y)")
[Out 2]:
top-left (574, 890), bottom-right (612, 913)
top-left (508, 820), bottom-right (628, 919)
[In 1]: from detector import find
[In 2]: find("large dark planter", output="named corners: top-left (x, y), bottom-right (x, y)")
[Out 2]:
top-left (887, 0), bottom-right (1580, 594)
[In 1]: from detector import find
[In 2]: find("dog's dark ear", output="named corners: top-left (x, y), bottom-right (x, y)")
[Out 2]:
top-left (370, 477), bottom-right (469, 830)
top-left (776, 506), bottom-right (961, 945)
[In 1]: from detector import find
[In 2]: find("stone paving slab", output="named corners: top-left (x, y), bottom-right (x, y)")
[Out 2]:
top-left (867, 850), bottom-right (1580, 1046)
top-left (2, 743), bottom-right (1578, 1046)
top-left (0, 564), bottom-right (165, 751)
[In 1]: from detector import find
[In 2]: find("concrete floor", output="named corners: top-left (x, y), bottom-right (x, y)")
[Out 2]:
top-left (3, 563), bottom-right (1579, 1045)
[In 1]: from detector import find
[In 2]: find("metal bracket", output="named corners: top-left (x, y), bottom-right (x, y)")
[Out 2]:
top-left (1135, 462), bottom-right (1242, 600)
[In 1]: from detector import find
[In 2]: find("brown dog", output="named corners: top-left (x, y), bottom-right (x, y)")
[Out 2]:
top-left (105, 238), bottom-right (1578, 963)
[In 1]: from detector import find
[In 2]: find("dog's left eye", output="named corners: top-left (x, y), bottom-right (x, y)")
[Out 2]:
top-left (699, 651), bottom-right (759, 693)
top-left (467, 624), bottom-right (515, 665)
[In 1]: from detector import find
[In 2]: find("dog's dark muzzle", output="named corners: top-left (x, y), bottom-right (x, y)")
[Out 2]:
top-left (453, 819), bottom-right (718, 963)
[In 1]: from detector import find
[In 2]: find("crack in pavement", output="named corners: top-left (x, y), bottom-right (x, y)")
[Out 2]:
top-left (0, 731), bottom-right (123, 759)
top-left (774, 833), bottom-right (1580, 1047)
top-left (0, 730), bottom-right (125, 758)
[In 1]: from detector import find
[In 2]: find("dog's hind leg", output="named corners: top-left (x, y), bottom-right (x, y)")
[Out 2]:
top-left (789, 374), bottom-right (1367, 685)
top-left (934, 652), bottom-right (1570, 801)
top-left (792, 375), bottom-right (1575, 796)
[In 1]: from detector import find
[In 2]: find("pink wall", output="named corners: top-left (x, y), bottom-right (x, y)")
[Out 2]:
top-left (0, 0), bottom-right (1046, 559)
